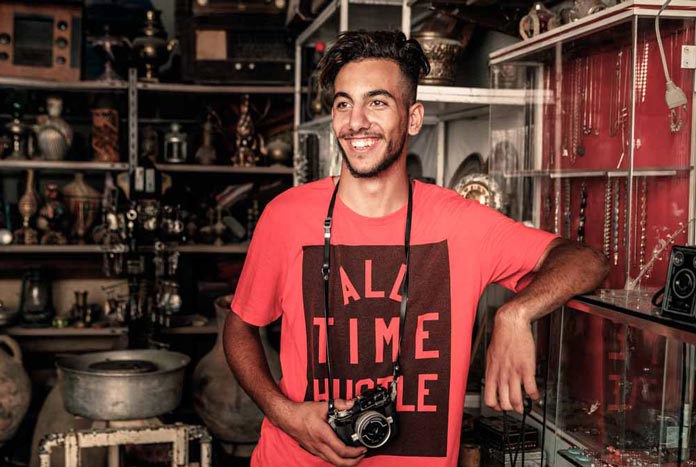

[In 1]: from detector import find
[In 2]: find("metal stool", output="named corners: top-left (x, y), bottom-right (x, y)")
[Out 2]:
top-left (38, 423), bottom-right (212, 467)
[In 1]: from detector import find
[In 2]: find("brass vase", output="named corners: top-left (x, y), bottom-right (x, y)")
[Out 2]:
top-left (15, 169), bottom-right (38, 245)
top-left (62, 173), bottom-right (101, 244)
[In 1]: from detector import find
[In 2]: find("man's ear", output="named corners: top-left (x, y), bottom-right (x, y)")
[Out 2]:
top-left (407, 102), bottom-right (424, 136)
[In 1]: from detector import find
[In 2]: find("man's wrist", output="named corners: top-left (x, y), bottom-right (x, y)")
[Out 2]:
top-left (266, 394), bottom-right (297, 432)
top-left (494, 303), bottom-right (532, 326)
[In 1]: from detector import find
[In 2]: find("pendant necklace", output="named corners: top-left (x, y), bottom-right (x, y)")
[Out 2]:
top-left (577, 180), bottom-right (587, 243)
top-left (603, 178), bottom-right (612, 258)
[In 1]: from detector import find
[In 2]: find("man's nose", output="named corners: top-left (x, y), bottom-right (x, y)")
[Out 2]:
top-left (348, 105), bottom-right (370, 133)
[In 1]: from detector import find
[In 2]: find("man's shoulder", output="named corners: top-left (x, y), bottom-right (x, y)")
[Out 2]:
top-left (415, 180), bottom-right (486, 213)
top-left (264, 177), bottom-right (331, 217)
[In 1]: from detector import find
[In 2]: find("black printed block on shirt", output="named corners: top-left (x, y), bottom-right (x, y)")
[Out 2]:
top-left (302, 241), bottom-right (452, 457)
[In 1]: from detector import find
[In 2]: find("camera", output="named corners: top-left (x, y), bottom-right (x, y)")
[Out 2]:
top-left (328, 384), bottom-right (398, 449)
top-left (661, 245), bottom-right (696, 323)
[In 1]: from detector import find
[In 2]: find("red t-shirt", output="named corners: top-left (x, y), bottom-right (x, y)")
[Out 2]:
top-left (231, 177), bottom-right (557, 466)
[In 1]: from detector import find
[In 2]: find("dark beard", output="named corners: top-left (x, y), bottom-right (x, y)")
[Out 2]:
top-left (339, 130), bottom-right (407, 179)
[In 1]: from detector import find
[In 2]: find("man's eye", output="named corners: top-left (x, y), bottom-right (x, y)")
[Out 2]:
top-left (371, 100), bottom-right (386, 107)
top-left (335, 101), bottom-right (349, 110)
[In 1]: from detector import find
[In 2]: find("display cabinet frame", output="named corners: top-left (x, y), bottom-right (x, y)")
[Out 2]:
top-left (488, 0), bottom-right (696, 291)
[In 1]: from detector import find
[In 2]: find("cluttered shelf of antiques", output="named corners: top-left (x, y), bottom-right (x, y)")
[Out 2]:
top-left (0, 2), bottom-right (294, 363)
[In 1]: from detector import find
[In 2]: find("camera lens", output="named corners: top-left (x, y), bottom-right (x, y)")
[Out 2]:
top-left (672, 269), bottom-right (696, 299)
top-left (355, 411), bottom-right (391, 449)
top-left (674, 251), bottom-right (685, 267)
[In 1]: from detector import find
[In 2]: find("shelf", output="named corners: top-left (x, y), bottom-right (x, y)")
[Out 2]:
top-left (495, 166), bottom-right (691, 179)
top-left (137, 82), bottom-right (298, 94)
top-left (298, 87), bottom-right (537, 128)
top-left (0, 77), bottom-right (127, 91)
top-left (164, 324), bottom-right (218, 335)
top-left (568, 290), bottom-right (696, 347)
top-left (155, 163), bottom-right (293, 175)
top-left (489, 0), bottom-right (696, 65)
top-left (175, 244), bottom-right (249, 254)
top-left (0, 244), bottom-right (249, 254)
top-left (3, 326), bottom-right (127, 336)
top-left (0, 160), bottom-right (128, 172)
top-left (0, 245), bottom-right (105, 254)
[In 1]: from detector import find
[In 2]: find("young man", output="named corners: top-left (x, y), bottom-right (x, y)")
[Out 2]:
top-left (224, 31), bottom-right (608, 466)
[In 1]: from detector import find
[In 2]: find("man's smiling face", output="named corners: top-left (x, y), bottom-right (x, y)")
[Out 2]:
top-left (331, 58), bottom-right (416, 179)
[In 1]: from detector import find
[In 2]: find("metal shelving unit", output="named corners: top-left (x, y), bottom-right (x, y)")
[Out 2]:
top-left (1, 68), bottom-right (296, 256)
top-left (0, 76), bottom-right (127, 91)
top-left (0, 160), bottom-right (129, 172)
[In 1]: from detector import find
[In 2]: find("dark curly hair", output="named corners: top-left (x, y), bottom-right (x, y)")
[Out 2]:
top-left (318, 30), bottom-right (430, 107)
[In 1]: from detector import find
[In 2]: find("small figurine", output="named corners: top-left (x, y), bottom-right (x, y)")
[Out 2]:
top-left (36, 183), bottom-right (68, 245)
top-left (232, 95), bottom-right (263, 167)
top-left (34, 96), bottom-right (73, 161)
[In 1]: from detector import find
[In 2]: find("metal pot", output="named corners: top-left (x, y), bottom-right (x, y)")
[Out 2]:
top-left (413, 32), bottom-right (463, 86)
top-left (57, 350), bottom-right (189, 421)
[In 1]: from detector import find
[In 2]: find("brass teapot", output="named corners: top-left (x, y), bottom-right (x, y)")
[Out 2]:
top-left (132, 10), bottom-right (177, 82)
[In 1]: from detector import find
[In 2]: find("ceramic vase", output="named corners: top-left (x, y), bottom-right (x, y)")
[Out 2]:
top-left (192, 295), bottom-right (281, 454)
top-left (0, 335), bottom-right (31, 447)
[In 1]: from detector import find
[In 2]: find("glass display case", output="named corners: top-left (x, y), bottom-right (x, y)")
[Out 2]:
top-left (488, 0), bottom-right (696, 291)
top-left (537, 291), bottom-right (696, 466)
top-left (486, 3), bottom-right (696, 465)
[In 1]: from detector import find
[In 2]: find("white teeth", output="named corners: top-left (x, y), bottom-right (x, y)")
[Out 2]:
top-left (349, 139), bottom-right (376, 149)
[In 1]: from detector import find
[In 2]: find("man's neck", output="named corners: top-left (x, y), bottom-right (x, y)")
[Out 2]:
top-left (335, 161), bottom-right (410, 218)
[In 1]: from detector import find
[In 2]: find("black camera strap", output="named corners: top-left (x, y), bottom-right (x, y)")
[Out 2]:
top-left (323, 178), bottom-right (413, 416)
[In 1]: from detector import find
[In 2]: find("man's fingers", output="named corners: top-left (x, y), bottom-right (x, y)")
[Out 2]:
top-left (523, 372), bottom-right (540, 401)
top-left (508, 375), bottom-right (523, 414)
top-left (319, 425), bottom-right (367, 459)
top-left (333, 398), bottom-right (355, 411)
top-left (318, 442), bottom-right (364, 467)
top-left (484, 365), bottom-right (499, 409)
top-left (497, 376), bottom-right (513, 412)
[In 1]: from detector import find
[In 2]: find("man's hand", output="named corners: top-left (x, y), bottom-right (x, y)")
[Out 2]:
top-left (484, 307), bottom-right (539, 413)
top-left (279, 399), bottom-right (367, 466)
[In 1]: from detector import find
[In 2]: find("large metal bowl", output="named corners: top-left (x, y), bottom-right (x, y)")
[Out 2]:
top-left (57, 350), bottom-right (190, 421)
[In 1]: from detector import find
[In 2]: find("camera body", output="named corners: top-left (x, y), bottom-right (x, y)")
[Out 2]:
top-left (661, 245), bottom-right (696, 323)
top-left (328, 385), bottom-right (398, 449)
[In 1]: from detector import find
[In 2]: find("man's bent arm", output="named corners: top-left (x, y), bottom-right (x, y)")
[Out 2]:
top-left (500, 238), bottom-right (610, 323)
top-left (223, 312), bottom-right (293, 428)
top-left (223, 311), bottom-right (368, 465)
top-left (485, 239), bottom-right (609, 413)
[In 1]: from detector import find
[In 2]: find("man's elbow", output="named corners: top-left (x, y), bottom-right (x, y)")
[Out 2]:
top-left (582, 245), bottom-right (610, 287)
top-left (222, 311), bottom-right (248, 363)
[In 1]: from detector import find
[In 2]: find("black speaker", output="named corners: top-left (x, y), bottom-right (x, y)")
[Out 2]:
top-left (661, 245), bottom-right (696, 322)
